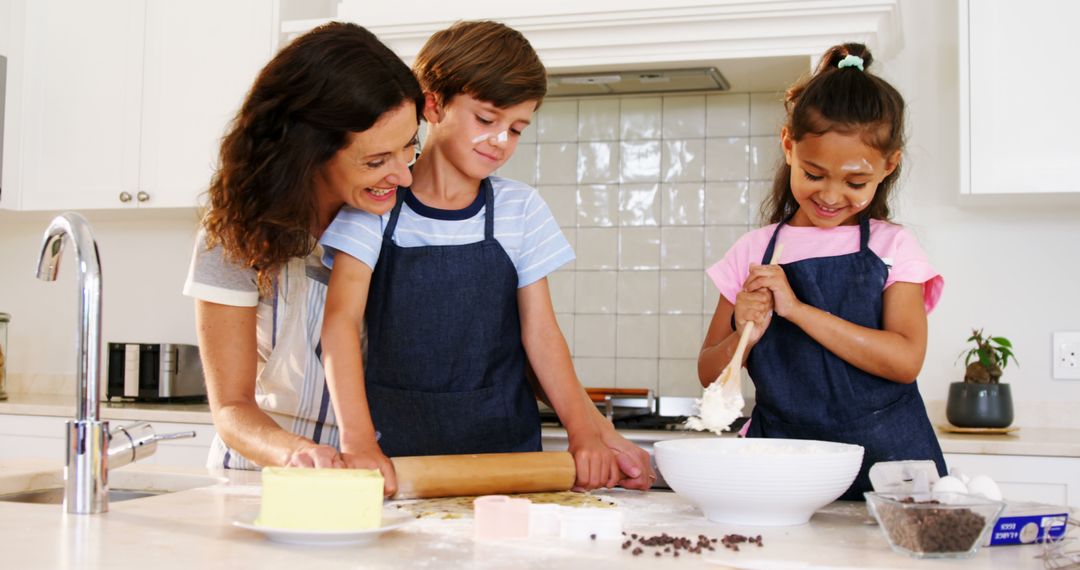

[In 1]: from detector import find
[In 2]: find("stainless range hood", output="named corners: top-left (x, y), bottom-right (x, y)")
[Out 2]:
top-left (547, 67), bottom-right (730, 97)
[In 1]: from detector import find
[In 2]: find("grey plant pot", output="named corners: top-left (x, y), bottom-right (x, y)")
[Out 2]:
top-left (946, 382), bottom-right (1014, 428)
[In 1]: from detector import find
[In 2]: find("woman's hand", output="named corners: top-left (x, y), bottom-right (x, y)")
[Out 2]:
top-left (567, 432), bottom-right (620, 491)
top-left (733, 288), bottom-right (774, 345)
top-left (743, 263), bottom-right (802, 318)
top-left (341, 443), bottom-right (398, 497)
top-left (284, 443), bottom-right (345, 468)
top-left (598, 428), bottom-right (655, 490)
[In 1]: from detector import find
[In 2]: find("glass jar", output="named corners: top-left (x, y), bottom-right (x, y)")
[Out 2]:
top-left (0, 312), bottom-right (8, 400)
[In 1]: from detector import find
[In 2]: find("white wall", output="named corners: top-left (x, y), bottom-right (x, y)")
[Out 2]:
top-left (0, 210), bottom-right (200, 377)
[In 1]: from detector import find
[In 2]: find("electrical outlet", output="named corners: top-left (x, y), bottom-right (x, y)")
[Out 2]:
top-left (1052, 332), bottom-right (1080, 380)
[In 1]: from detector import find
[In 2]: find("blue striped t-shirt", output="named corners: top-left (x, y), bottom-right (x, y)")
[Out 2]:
top-left (320, 176), bottom-right (574, 288)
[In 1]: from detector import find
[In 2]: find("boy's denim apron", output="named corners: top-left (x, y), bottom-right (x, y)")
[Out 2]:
top-left (363, 179), bottom-right (541, 457)
top-left (745, 215), bottom-right (946, 500)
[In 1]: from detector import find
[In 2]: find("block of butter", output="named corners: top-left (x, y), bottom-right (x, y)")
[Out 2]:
top-left (256, 467), bottom-right (384, 531)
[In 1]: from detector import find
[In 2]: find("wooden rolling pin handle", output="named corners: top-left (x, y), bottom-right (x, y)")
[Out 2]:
top-left (390, 451), bottom-right (576, 500)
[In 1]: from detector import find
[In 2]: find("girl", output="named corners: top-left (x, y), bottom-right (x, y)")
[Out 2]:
top-left (698, 43), bottom-right (946, 500)
top-left (318, 21), bottom-right (653, 495)
top-left (184, 22), bottom-right (424, 470)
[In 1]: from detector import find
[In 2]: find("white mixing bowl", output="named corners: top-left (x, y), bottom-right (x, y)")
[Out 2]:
top-left (654, 437), bottom-right (864, 526)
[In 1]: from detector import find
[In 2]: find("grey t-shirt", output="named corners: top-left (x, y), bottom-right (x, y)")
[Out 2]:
top-left (182, 230), bottom-right (261, 307)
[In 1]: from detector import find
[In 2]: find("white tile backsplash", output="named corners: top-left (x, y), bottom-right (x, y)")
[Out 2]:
top-left (576, 227), bottom-right (618, 270)
top-left (619, 141), bottom-right (662, 183)
top-left (707, 93), bottom-right (750, 137)
top-left (575, 271), bottom-right (617, 314)
top-left (575, 314), bottom-right (616, 357)
top-left (660, 271), bottom-right (704, 315)
top-left (662, 139), bottom-right (706, 182)
top-left (618, 183), bottom-right (660, 226)
top-left (577, 142), bottom-right (620, 184)
top-left (750, 92), bottom-right (786, 137)
top-left (577, 98), bottom-right (620, 141)
top-left (532, 91), bottom-right (774, 396)
top-left (537, 100), bottom-right (579, 142)
top-left (616, 315), bottom-right (660, 358)
top-left (618, 227), bottom-right (661, 270)
top-left (619, 97), bottom-right (662, 140)
top-left (662, 95), bottom-right (706, 139)
top-left (662, 183), bottom-right (706, 226)
top-left (537, 142), bottom-right (578, 185)
top-left (577, 184), bottom-right (618, 227)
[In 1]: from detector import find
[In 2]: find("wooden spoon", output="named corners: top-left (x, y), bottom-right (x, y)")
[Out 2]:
top-left (717, 243), bottom-right (784, 387)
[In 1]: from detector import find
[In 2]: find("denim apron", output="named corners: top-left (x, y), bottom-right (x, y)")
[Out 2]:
top-left (745, 215), bottom-right (946, 500)
top-left (363, 179), bottom-right (541, 457)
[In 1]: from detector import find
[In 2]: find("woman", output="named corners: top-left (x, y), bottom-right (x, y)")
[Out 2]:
top-left (183, 22), bottom-right (424, 469)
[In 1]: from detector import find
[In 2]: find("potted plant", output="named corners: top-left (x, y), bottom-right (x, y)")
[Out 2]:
top-left (946, 329), bottom-right (1017, 428)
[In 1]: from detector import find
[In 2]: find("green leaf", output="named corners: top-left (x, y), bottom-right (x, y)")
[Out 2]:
top-left (991, 337), bottom-right (1012, 348)
top-left (978, 352), bottom-right (992, 369)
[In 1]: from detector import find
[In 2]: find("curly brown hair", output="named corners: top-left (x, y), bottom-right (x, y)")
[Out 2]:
top-left (761, 43), bottom-right (906, 225)
top-left (202, 22), bottom-right (423, 291)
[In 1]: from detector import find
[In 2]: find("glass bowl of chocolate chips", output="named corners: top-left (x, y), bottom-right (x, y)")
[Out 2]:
top-left (865, 491), bottom-right (1005, 559)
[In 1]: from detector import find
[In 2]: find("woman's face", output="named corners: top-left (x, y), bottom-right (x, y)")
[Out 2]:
top-left (316, 101), bottom-right (419, 216)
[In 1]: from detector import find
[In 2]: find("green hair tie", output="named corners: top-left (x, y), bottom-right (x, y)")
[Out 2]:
top-left (837, 54), bottom-right (865, 71)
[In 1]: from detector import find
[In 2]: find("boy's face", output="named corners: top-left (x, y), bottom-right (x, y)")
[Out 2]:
top-left (425, 93), bottom-right (537, 181)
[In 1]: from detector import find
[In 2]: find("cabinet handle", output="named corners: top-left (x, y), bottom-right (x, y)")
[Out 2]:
top-left (137, 191), bottom-right (150, 203)
top-left (119, 192), bottom-right (132, 203)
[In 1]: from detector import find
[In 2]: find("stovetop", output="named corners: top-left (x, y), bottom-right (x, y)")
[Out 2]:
top-left (539, 409), bottom-right (748, 433)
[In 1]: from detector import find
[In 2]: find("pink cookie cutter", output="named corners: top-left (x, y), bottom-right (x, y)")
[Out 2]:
top-left (474, 495), bottom-right (531, 540)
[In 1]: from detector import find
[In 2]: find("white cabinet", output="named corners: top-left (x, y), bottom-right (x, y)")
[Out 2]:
top-left (945, 452), bottom-right (1080, 508)
top-left (1, 0), bottom-right (274, 211)
top-left (959, 0), bottom-right (1080, 194)
top-left (0, 413), bottom-right (216, 469)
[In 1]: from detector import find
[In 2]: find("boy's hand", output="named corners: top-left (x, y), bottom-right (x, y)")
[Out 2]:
top-left (285, 443), bottom-right (346, 468)
top-left (568, 433), bottom-right (620, 491)
top-left (341, 443), bottom-right (398, 497)
top-left (598, 429), bottom-right (655, 490)
top-left (744, 264), bottom-right (802, 319)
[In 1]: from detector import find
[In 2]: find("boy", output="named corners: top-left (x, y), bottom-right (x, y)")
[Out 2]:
top-left (319, 21), bottom-right (653, 494)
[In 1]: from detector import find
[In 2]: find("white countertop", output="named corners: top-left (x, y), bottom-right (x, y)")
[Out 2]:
top-left (3, 392), bottom-right (1079, 457)
top-left (0, 459), bottom-right (1061, 569)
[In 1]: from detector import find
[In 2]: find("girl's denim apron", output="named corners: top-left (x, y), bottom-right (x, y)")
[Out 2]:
top-left (745, 215), bottom-right (946, 500)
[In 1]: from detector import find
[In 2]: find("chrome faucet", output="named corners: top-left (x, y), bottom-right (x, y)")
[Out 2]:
top-left (36, 213), bottom-right (195, 514)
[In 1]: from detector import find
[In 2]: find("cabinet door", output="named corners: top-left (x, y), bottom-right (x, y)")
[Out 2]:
top-left (16, 1), bottom-right (145, 210)
top-left (960, 0), bottom-right (1080, 194)
top-left (138, 0), bottom-right (273, 208)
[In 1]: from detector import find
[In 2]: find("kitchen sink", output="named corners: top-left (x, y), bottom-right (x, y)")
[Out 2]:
top-left (0, 465), bottom-right (226, 505)
top-left (0, 488), bottom-right (162, 504)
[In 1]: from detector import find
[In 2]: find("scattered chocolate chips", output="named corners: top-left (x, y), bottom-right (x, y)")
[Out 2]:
top-left (877, 498), bottom-right (986, 554)
top-left (619, 531), bottom-right (765, 557)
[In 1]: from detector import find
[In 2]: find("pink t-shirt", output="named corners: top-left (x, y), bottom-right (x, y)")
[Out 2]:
top-left (706, 220), bottom-right (944, 314)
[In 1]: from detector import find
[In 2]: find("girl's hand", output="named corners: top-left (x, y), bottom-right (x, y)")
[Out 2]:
top-left (285, 443), bottom-right (346, 469)
top-left (598, 428), bottom-right (656, 490)
top-left (567, 432), bottom-right (620, 491)
top-left (734, 288), bottom-right (774, 344)
top-left (744, 263), bottom-right (803, 318)
top-left (341, 443), bottom-right (398, 497)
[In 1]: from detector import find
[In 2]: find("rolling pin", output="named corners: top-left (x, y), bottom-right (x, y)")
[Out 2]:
top-left (390, 451), bottom-right (576, 500)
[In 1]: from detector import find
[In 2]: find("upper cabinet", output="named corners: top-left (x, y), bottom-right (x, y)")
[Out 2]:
top-left (0, 0), bottom-right (274, 211)
top-left (959, 0), bottom-right (1080, 195)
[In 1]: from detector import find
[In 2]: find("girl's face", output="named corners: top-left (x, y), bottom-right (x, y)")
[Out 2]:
top-left (423, 93), bottom-right (536, 181)
top-left (781, 128), bottom-right (900, 228)
top-left (316, 101), bottom-right (419, 216)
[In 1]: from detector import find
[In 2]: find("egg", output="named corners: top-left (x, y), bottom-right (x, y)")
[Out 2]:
top-left (967, 475), bottom-right (1003, 501)
top-left (932, 475), bottom-right (969, 494)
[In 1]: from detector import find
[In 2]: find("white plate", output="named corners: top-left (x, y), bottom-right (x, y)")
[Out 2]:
top-left (233, 511), bottom-right (413, 546)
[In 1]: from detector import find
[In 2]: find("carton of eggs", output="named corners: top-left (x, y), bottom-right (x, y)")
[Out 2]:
top-left (931, 472), bottom-right (1002, 501)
